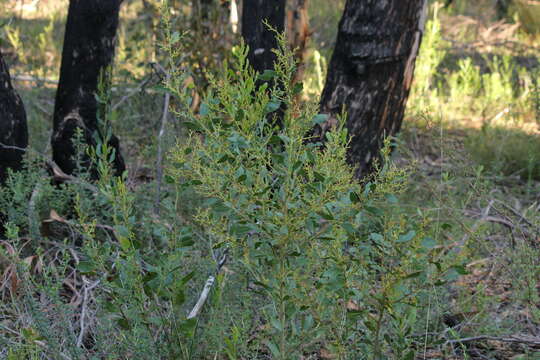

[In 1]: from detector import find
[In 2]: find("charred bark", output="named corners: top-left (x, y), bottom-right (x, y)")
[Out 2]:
top-left (241, 0), bottom-right (286, 74)
top-left (316, 0), bottom-right (427, 178)
top-left (0, 50), bottom-right (28, 234)
top-left (0, 50), bottom-right (28, 186)
top-left (52, 0), bottom-right (125, 177)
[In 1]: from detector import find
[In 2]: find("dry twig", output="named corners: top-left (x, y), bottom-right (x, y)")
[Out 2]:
top-left (187, 249), bottom-right (228, 319)
top-left (153, 63), bottom-right (171, 216)
top-left (445, 334), bottom-right (540, 347)
top-left (77, 276), bottom-right (101, 348)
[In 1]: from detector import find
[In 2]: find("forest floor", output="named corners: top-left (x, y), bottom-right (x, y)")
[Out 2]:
top-left (1, 0), bottom-right (540, 359)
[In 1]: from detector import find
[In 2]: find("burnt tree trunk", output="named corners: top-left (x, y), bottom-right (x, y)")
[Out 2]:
top-left (52, 0), bottom-right (125, 177)
top-left (316, 0), bottom-right (427, 178)
top-left (0, 50), bottom-right (28, 234)
top-left (241, 0), bottom-right (286, 74)
top-left (0, 50), bottom-right (28, 186)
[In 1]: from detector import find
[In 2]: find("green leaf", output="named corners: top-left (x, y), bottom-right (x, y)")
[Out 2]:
top-left (78, 260), bottom-right (96, 274)
top-left (302, 314), bottom-right (314, 331)
top-left (270, 317), bottom-right (283, 331)
top-left (451, 264), bottom-right (469, 275)
top-left (421, 237), bottom-right (437, 249)
top-left (118, 236), bottom-right (131, 251)
top-left (235, 108), bottom-right (245, 122)
top-left (370, 233), bottom-right (384, 242)
top-left (403, 271), bottom-right (423, 279)
top-left (230, 223), bottom-right (252, 236)
top-left (269, 135), bottom-right (283, 145)
top-left (317, 211), bottom-right (334, 221)
top-left (184, 121), bottom-right (202, 131)
top-left (404, 350), bottom-right (415, 360)
top-left (266, 341), bottom-right (281, 358)
top-left (312, 114), bottom-right (328, 125)
top-left (397, 230), bottom-right (416, 243)
top-left (258, 70), bottom-right (277, 81)
top-left (342, 222), bottom-right (356, 235)
top-left (173, 289), bottom-right (185, 306)
top-left (349, 191), bottom-right (360, 203)
top-left (117, 318), bottom-right (131, 330)
top-left (171, 31), bottom-right (181, 44)
top-left (180, 271), bottom-right (196, 286)
top-left (164, 174), bottom-right (175, 184)
top-left (265, 100), bottom-right (281, 114)
top-left (179, 235), bottom-right (194, 247)
top-left (313, 172), bottom-right (325, 182)
top-left (292, 160), bottom-right (303, 173)
top-left (179, 318), bottom-right (197, 337)
top-left (292, 82), bottom-right (304, 95)
top-left (199, 102), bottom-right (209, 116)
top-left (115, 225), bottom-right (130, 238)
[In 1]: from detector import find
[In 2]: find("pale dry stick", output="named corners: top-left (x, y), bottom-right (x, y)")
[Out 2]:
top-left (491, 107), bottom-right (509, 123)
top-left (187, 250), bottom-right (228, 319)
top-left (153, 63), bottom-right (171, 216)
top-left (77, 276), bottom-right (101, 347)
top-left (492, 198), bottom-right (540, 234)
top-left (459, 199), bottom-right (494, 246)
top-left (111, 74), bottom-right (154, 112)
top-left (445, 334), bottom-right (540, 347)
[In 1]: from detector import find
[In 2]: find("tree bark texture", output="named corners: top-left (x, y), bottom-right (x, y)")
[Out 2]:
top-left (0, 50), bottom-right (28, 186)
top-left (241, 0), bottom-right (286, 74)
top-left (52, 0), bottom-right (125, 177)
top-left (317, 0), bottom-right (428, 178)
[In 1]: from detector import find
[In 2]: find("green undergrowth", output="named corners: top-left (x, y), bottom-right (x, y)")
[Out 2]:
top-left (0, 8), bottom-right (465, 360)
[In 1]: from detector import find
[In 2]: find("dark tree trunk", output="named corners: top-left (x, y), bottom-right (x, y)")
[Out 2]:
top-left (241, 0), bottom-right (286, 74)
top-left (52, 0), bottom-right (125, 177)
top-left (495, 0), bottom-right (510, 19)
top-left (0, 50), bottom-right (28, 234)
top-left (316, 0), bottom-right (427, 178)
top-left (0, 50), bottom-right (28, 186)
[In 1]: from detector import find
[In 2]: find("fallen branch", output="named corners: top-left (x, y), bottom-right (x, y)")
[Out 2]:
top-left (111, 73), bottom-right (154, 111)
top-left (77, 276), bottom-right (101, 348)
top-left (187, 249), bottom-right (228, 319)
top-left (445, 334), bottom-right (540, 347)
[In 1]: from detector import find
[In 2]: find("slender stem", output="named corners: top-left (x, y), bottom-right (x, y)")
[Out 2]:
top-left (373, 307), bottom-right (385, 360)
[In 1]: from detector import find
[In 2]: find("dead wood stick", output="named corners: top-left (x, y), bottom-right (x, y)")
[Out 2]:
top-left (153, 64), bottom-right (171, 216)
top-left (459, 200), bottom-right (494, 246)
top-left (111, 74), bottom-right (154, 111)
top-left (492, 199), bottom-right (540, 234)
top-left (445, 334), bottom-right (540, 347)
top-left (77, 276), bottom-right (101, 347)
top-left (187, 250), bottom-right (228, 319)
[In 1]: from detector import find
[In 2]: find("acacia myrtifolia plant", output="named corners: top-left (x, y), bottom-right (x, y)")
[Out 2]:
top-left (167, 30), bottom-right (451, 358)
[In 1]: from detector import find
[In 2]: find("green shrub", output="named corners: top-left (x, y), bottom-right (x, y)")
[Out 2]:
top-left (166, 26), bottom-right (458, 359)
